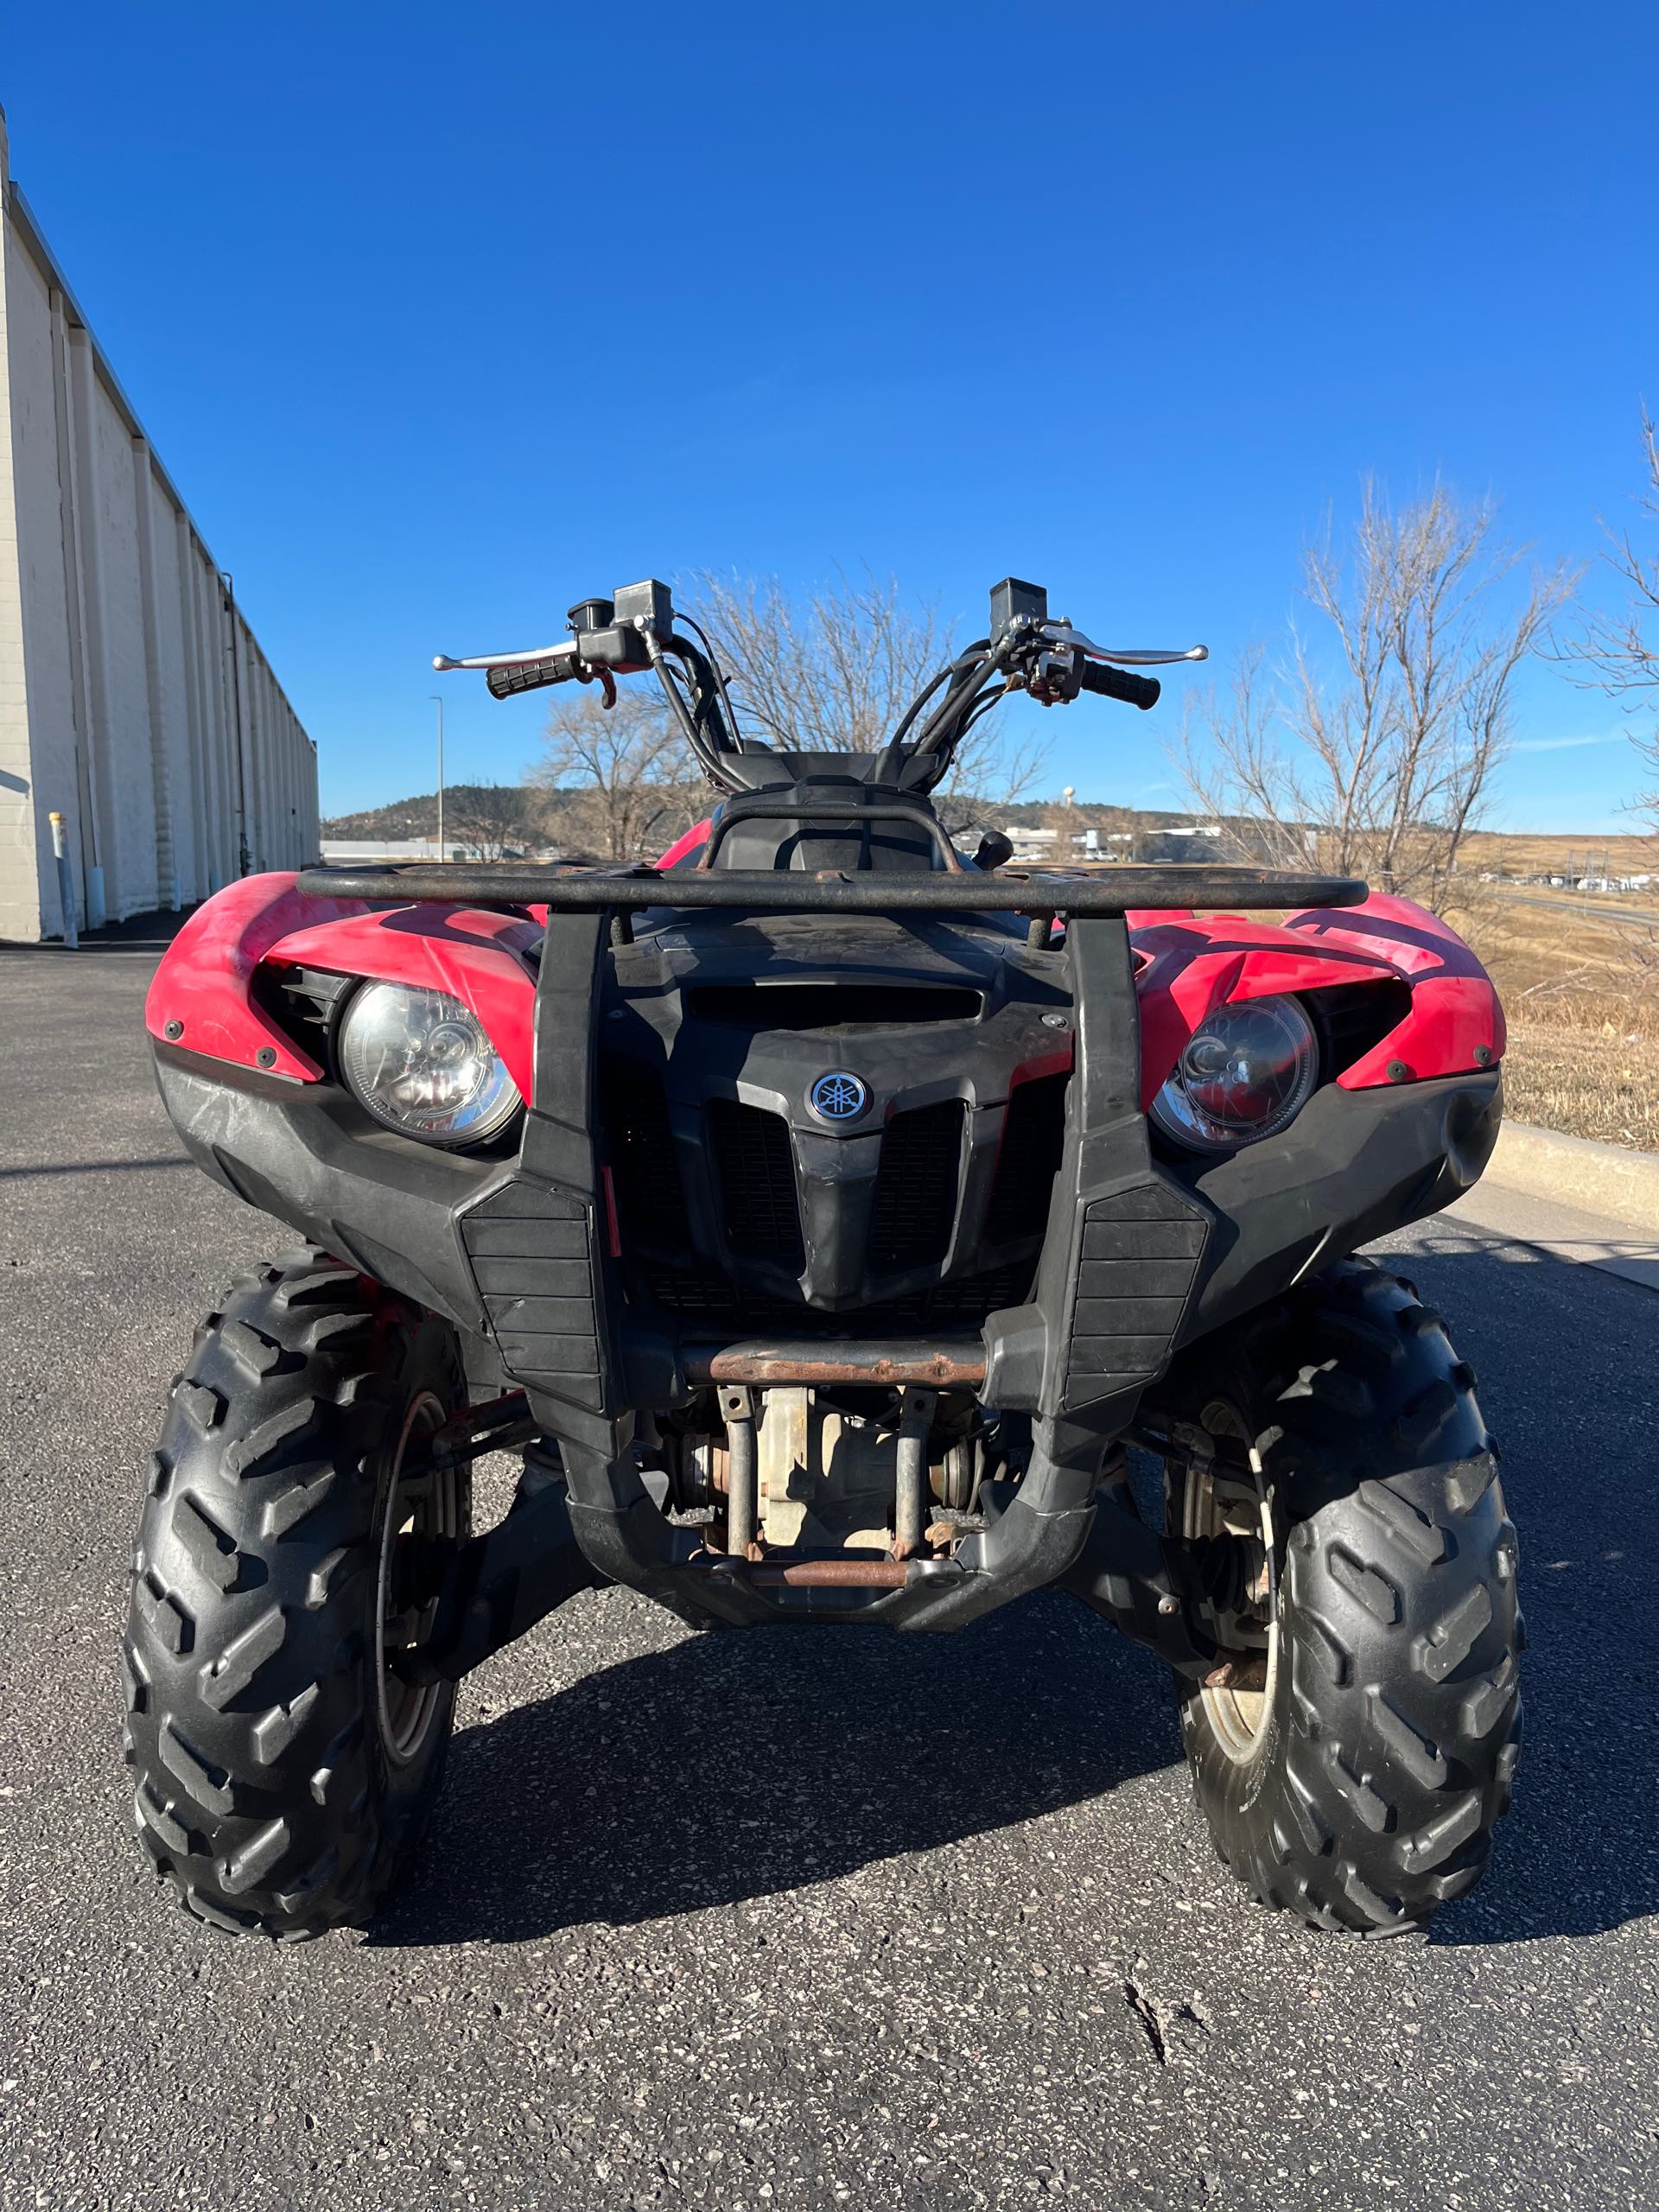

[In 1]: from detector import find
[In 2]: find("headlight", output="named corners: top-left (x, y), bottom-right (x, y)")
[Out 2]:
top-left (338, 982), bottom-right (521, 1147)
top-left (1150, 994), bottom-right (1318, 1153)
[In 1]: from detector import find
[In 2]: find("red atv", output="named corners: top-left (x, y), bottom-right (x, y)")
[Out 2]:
top-left (125, 576), bottom-right (1520, 1942)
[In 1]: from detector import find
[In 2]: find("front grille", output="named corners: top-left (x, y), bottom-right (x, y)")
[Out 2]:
top-left (688, 982), bottom-right (982, 1029)
top-left (708, 1100), bottom-right (805, 1272)
top-left (983, 1071), bottom-right (1069, 1245)
top-left (601, 1062), bottom-right (691, 1251)
top-left (869, 1099), bottom-right (963, 1268)
top-left (638, 1259), bottom-right (1035, 1333)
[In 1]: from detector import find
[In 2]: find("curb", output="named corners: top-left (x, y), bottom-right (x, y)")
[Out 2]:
top-left (1485, 1121), bottom-right (1659, 1236)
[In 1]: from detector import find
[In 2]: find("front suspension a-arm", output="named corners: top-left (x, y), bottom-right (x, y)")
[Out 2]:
top-left (404, 1455), bottom-right (599, 1686)
top-left (1059, 1487), bottom-right (1223, 1681)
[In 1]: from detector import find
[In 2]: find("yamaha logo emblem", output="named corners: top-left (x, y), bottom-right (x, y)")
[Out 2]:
top-left (808, 1071), bottom-right (869, 1122)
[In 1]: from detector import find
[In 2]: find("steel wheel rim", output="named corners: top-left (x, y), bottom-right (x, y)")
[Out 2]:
top-left (1183, 1398), bottom-right (1281, 1764)
top-left (375, 1389), bottom-right (457, 1765)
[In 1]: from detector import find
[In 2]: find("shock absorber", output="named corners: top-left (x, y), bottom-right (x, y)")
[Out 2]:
top-left (720, 1385), bottom-right (758, 1559)
top-left (892, 1387), bottom-right (938, 1560)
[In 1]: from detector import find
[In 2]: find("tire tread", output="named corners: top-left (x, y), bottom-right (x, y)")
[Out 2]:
top-left (124, 1247), bottom-right (464, 1940)
top-left (1160, 1255), bottom-right (1522, 1936)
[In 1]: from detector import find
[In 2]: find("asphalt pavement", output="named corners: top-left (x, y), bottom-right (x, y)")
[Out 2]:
top-left (1, 934), bottom-right (1656, 2211)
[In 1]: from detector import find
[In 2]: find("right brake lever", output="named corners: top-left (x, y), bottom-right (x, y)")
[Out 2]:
top-left (1040, 626), bottom-right (1208, 667)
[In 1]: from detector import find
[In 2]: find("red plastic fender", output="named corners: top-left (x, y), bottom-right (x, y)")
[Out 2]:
top-left (266, 905), bottom-right (541, 1101)
top-left (1283, 894), bottom-right (1505, 1090)
top-left (1129, 912), bottom-right (1402, 1108)
top-left (1128, 893), bottom-right (1503, 1107)
top-left (144, 874), bottom-right (370, 1081)
top-left (658, 819), bottom-right (713, 869)
top-left (144, 875), bottom-right (541, 1096)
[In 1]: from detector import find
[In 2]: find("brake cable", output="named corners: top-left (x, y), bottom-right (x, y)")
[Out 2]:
top-left (641, 633), bottom-right (731, 788)
top-left (672, 608), bottom-right (746, 753)
top-left (912, 635), bottom-right (1014, 759)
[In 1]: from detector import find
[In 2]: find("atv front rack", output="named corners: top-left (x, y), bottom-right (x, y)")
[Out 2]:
top-left (273, 855), bottom-right (1373, 1637)
top-left (296, 861), bottom-right (1367, 915)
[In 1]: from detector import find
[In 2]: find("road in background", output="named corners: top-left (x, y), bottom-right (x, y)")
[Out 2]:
top-left (1491, 889), bottom-right (1659, 934)
top-left (1, 939), bottom-right (1655, 2210)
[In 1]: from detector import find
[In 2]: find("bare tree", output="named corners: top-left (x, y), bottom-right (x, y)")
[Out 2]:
top-left (1177, 482), bottom-right (1574, 908)
top-left (684, 567), bottom-right (1048, 821)
top-left (1172, 648), bottom-right (1319, 871)
top-left (534, 571), bottom-right (1050, 859)
top-left (1554, 407), bottom-right (1659, 824)
top-left (532, 689), bottom-right (701, 861)
top-left (687, 569), bottom-right (951, 753)
top-left (931, 710), bottom-right (1052, 836)
top-left (445, 779), bottom-right (534, 860)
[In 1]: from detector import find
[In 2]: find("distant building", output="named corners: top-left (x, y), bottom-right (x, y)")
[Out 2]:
top-left (1136, 822), bottom-right (1228, 864)
top-left (1003, 825), bottom-right (1061, 864)
top-left (321, 838), bottom-right (471, 865)
top-left (320, 837), bottom-right (557, 865)
top-left (0, 118), bottom-right (318, 940)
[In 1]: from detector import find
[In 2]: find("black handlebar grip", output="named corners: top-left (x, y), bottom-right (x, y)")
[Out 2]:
top-left (486, 654), bottom-right (580, 701)
top-left (1080, 661), bottom-right (1161, 710)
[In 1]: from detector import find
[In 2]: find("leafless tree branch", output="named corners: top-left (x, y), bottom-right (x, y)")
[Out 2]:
top-left (684, 566), bottom-right (1049, 814)
top-left (1551, 406), bottom-right (1659, 824)
top-left (531, 689), bottom-right (702, 861)
top-left (443, 780), bottom-right (535, 861)
top-left (1178, 481), bottom-right (1574, 910)
top-left (535, 570), bottom-right (1052, 859)
top-left (684, 567), bottom-right (951, 753)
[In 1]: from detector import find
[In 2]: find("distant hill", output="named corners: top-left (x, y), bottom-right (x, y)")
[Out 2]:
top-left (994, 798), bottom-right (1192, 833)
top-left (321, 790), bottom-right (1653, 870)
top-left (320, 785), bottom-right (575, 838)
top-left (321, 788), bottom-right (1194, 839)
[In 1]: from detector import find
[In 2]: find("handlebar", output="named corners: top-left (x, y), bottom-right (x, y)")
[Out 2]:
top-left (1080, 661), bottom-right (1161, 711)
top-left (432, 575), bottom-right (1203, 791)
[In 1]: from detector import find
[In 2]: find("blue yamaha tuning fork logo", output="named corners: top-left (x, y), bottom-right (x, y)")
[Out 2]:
top-left (809, 1071), bottom-right (869, 1122)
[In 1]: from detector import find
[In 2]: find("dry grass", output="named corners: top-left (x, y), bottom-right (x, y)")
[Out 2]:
top-left (1459, 827), bottom-right (1659, 880)
top-left (1445, 889), bottom-right (1659, 1151)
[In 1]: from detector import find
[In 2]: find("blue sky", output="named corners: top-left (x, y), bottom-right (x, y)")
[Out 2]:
top-left (4, 3), bottom-right (1655, 830)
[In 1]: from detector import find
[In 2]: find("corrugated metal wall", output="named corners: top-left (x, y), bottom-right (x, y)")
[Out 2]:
top-left (0, 120), bottom-right (319, 941)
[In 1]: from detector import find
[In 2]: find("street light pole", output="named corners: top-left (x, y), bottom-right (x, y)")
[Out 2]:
top-left (429, 695), bottom-right (445, 861)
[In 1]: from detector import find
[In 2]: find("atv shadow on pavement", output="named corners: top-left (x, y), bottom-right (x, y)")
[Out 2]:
top-left (366, 1239), bottom-right (1656, 1955)
top-left (369, 1595), bottom-right (1181, 1947)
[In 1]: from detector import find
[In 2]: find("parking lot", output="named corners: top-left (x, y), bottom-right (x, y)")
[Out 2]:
top-left (1, 933), bottom-right (1656, 2210)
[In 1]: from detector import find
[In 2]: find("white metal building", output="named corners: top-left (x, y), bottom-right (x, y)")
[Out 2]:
top-left (0, 115), bottom-right (318, 941)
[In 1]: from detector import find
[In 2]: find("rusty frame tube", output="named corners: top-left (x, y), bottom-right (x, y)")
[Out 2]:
top-left (892, 1385), bottom-right (937, 1560)
top-left (719, 1383), bottom-right (758, 1557)
top-left (742, 1557), bottom-right (911, 1590)
top-left (684, 1339), bottom-right (986, 1389)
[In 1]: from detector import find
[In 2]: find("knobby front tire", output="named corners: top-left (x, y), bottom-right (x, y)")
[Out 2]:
top-left (123, 1250), bottom-right (468, 1940)
top-left (1154, 1258), bottom-right (1522, 1936)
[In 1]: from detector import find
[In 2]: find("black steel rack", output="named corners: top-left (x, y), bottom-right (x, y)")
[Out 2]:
top-left (296, 862), bottom-right (1367, 915)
